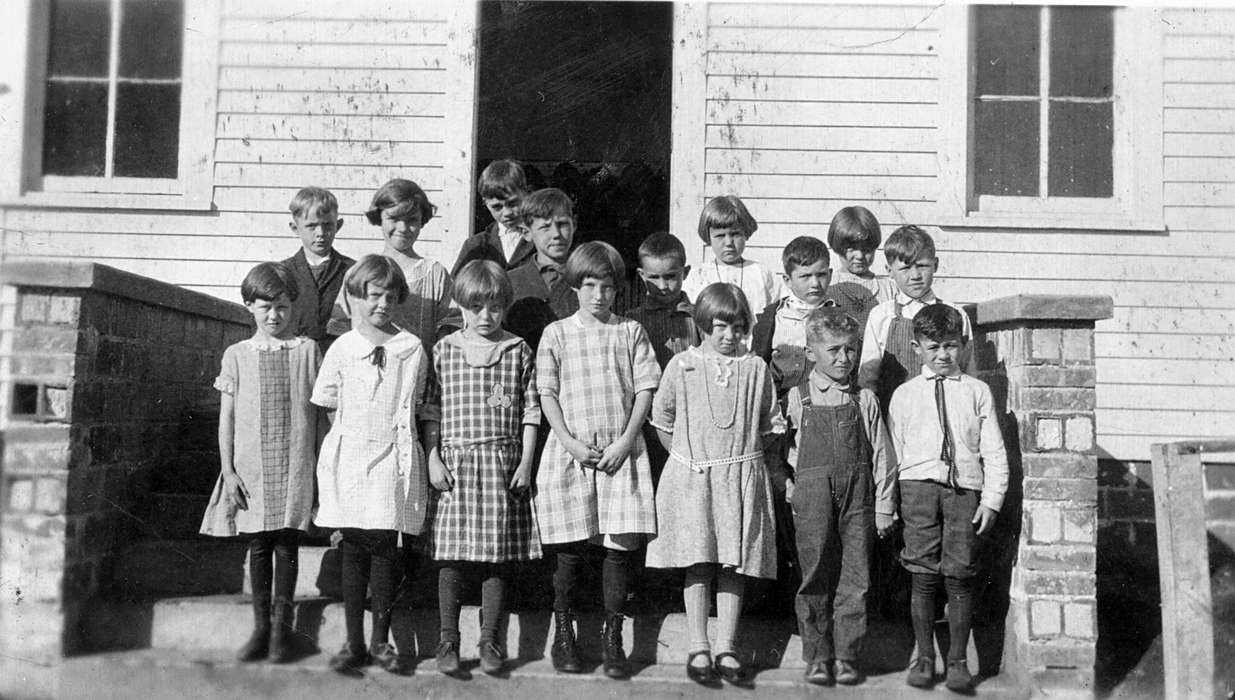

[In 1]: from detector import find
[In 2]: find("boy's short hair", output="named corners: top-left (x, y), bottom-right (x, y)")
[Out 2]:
top-left (344, 254), bottom-right (410, 304)
top-left (241, 262), bottom-right (299, 304)
top-left (693, 282), bottom-right (753, 334)
top-left (912, 303), bottom-right (966, 342)
top-left (288, 186), bottom-right (338, 219)
top-left (365, 178), bottom-right (436, 226)
top-left (884, 225), bottom-right (936, 265)
top-left (804, 307), bottom-right (860, 345)
top-left (565, 241), bottom-right (625, 288)
top-left (827, 206), bottom-right (882, 255)
top-left (453, 259), bottom-right (513, 309)
top-left (782, 236), bottom-right (830, 274)
top-left (521, 187), bottom-right (574, 223)
top-left (637, 232), bottom-right (687, 268)
top-left (478, 159), bottom-right (528, 200)
top-left (697, 195), bottom-right (758, 243)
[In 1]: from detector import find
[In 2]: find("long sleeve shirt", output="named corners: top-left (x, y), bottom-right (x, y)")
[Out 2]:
top-left (784, 374), bottom-right (897, 516)
top-left (887, 367), bottom-right (1010, 512)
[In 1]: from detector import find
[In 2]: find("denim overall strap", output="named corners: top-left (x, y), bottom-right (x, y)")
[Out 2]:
top-left (877, 301), bottom-right (922, 412)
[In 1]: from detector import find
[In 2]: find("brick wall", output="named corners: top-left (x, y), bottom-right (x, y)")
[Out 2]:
top-left (0, 262), bottom-right (249, 695)
top-left (969, 295), bottom-right (1112, 694)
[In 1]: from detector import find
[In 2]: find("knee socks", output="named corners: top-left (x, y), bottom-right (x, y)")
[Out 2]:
top-left (248, 536), bottom-right (274, 630)
top-left (683, 564), bottom-right (713, 653)
top-left (481, 565), bottom-right (509, 643)
top-left (602, 548), bottom-right (630, 616)
top-left (438, 565), bottom-right (464, 644)
top-left (271, 529), bottom-right (299, 605)
top-left (715, 568), bottom-right (745, 655)
top-left (911, 572), bottom-right (942, 660)
top-left (439, 563), bottom-right (509, 645)
top-left (944, 576), bottom-right (975, 663)
top-left (553, 545), bottom-right (585, 613)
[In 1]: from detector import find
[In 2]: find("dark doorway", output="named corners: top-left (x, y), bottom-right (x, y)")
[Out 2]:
top-left (475, 1), bottom-right (673, 293)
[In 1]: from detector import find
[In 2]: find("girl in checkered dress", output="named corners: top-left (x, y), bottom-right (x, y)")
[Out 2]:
top-left (423, 260), bottom-right (542, 676)
top-left (311, 255), bottom-right (436, 676)
top-left (534, 241), bottom-right (662, 679)
top-left (200, 262), bottom-right (319, 665)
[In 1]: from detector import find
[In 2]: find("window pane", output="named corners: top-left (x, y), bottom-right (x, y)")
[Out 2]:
top-left (1050, 7), bottom-right (1113, 98)
top-left (119, 0), bottom-right (184, 79)
top-left (42, 81), bottom-right (109, 176)
top-left (47, 0), bottom-right (111, 78)
top-left (975, 6), bottom-right (1040, 96)
top-left (113, 83), bottom-right (181, 177)
top-left (1049, 102), bottom-right (1113, 197)
top-left (975, 100), bottom-right (1039, 196)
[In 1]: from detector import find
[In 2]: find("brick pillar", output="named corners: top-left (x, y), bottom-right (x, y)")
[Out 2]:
top-left (971, 294), bottom-right (1112, 695)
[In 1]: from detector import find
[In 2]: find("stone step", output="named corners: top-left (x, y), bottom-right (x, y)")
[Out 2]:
top-left (59, 648), bottom-right (1025, 700)
top-left (83, 594), bottom-right (994, 676)
top-left (112, 540), bottom-right (248, 598)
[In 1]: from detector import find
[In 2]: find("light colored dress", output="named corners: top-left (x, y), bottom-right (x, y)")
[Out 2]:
top-left (311, 329), bottom-right (434, 533)
top-left (200, 336), bottom-right (320, 536)
top-left (645, 346), bottom-right (785, 579)
top-left (426, 331), bottom-right (543, 562)
top-left (330, 254), bottom-right (462, 354)
top-left (683, 258), bottom-right (787, 320)
top-left (533, 313), bottom-right (662, 543)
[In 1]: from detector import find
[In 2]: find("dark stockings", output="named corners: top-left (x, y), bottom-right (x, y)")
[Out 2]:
top-left (438, 562), bottom-right (510, 644)
top-left (249, 529), bottom-right (301, 626)
top-left (339, 529), bottom-right (400, 650)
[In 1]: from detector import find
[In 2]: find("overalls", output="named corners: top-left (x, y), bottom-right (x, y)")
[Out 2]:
top-left (875, 301), bottom-right (923, 415)
top-left (791, 382), bottom-right (874, 663)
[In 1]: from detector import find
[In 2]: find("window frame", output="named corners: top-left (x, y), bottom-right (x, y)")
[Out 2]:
top-left (0, 0), bottom-right (217, 211)
top-left (937, 5), bottom-right (1164, 232)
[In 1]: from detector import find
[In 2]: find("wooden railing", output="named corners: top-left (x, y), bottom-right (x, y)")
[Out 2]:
top-left (1151, 439), bottom-right (1235, 700)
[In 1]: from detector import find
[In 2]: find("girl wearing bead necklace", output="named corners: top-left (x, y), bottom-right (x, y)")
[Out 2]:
top-left (645, 282), bottom-right (785, 686)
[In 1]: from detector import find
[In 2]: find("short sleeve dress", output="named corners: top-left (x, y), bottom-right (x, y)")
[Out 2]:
top-left (533, 313), bottom-right (662, 543)
top-left (311, 329), bottom-right (433, 534)
top-left (424, 330), bottom-right (543, 562)
top-left (329, 255), bottom-right (462, 352)
top-left (200, 336), bottom-right (320, 537)
top-left (644, 347), bottom-right (785, 579)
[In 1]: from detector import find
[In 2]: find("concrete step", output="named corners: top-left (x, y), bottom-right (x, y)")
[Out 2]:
top-left (82, 594), bottom-right (996, 676)
top-left (59, 648), bottom-right (1026, 700)
top-left (112, 539), bottom-right (248, 598)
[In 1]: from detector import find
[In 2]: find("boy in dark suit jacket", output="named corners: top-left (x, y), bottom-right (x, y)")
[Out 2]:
top-left (452, 159), bottom-right (535, 275)
top-left (281, 186), bottom-right (354, 352)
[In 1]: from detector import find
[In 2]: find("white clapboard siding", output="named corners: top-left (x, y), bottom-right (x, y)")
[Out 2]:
top-left (215, 139), bottom-right (445, 168)
top-left (217, 90), bottom-right (447, 117)
top-left (219, 67), bottom-right (446, 93)
top-left (217, 114), bottom-right (446, 142)
top-left (706, 124), bottom-right (936, 152)
top-left (220, 18), bottom-right (447, 45)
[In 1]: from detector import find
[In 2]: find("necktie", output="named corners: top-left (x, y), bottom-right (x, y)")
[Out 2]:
top-left (932, 375), bottom-right (960, 489)
top-left (366, 345), bottom-right (386, 369)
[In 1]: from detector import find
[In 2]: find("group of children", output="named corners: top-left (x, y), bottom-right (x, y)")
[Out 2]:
top-left (200, 160), bottom-right (1008, 694)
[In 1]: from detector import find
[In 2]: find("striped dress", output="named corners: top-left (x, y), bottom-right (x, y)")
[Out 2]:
top-left (425, 331), bottom-right (543, 562)
top-left (533, 312), bottom-right (662, 543)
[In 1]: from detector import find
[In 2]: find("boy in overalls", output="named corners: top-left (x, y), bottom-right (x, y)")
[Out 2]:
top-left (784, 308), bottom-right (896, 686)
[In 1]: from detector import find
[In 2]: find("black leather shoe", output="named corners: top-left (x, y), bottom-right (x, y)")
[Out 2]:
top-left (328, 643), bottom-right (371, 675)
top-left (237, 627), bottom-right (270, 662)
top-left (804, 659), bottom-right (834, 686)
top-left (945, 659), bottom-right (975, 694)
top-left (906, 656), bottom-right (936, 688)
top-left (435, 640), bottom-right (460, 675)
top-left (714, 651), bottom-right (748, 684)
top-left (602, 614), bottom-right (629, 679)
top-left (686, 651), bottom-right (719, 684)
top-left (551, 611), bottom-right (582, 673)
top-left (835, 659), bottom-right (863, 685)
top-left (479, 641), bottom-right (504, 675)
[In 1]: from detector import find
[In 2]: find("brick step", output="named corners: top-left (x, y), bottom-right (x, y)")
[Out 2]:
top-left (81, 594), bottom-right (993, 675)
top-left (59, 648), bottom-right (1024, 700)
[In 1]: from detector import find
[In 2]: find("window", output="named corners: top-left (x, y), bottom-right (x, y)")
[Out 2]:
top-left (938, 5), bottom-right (1163, 230)
top-left (0, 0), bottom-right (217, 209)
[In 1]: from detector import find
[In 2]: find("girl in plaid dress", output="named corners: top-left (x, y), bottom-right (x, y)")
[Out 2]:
top-left (200, 262), bottom-right (320, 665)
top-left (424, 260), bottom-right (542, 676)
top-left (311, 255), bottom-right (436, 676)
top-left (534, 242), bottom-right (662, 679)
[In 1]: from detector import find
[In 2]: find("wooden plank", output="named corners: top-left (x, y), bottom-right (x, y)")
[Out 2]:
top-left (1164, 182), bottom-right (1235, 207)
top-left (215, 138), bottom-right (444, 167)
top-left (939, 250), bottom-right (1235, 284)
top-left (217, 114), bottom-right (444, 142)
top-left (706, 75), bottom-right (936, 103)
top-left (1165, 35), bottom-right (1235, 61)
top-left (705, 149), bottom-right (938, 177)
top-left (1150, 443), bottom-right (1216, 700)
top-left (705, 123), bottom-right (936, 151)
top-left (708, 3), bottom-right (943, 30)
top-left (0, 210), bottom-right (380, 236)
top-left (1160, 8), bottom-right (1235, 36)
top-left (1099, 384), bottom-right (1235, 411)
top-left (1108, 410), bottom-right (1235, 436)
top-left (1097, 331), bottom-right (1235, 358)
top-left (220, 67), bottom-right (446, 93)
top-left (707, 51), bottom-right (936, 80)
top-left (217, 90), bottom-right (445, 117)
top-left (937, 277), bottom-right (1235, 310)
top-left (704, 173), bottom-right (936, 201)
top-left (1165, 133), bottom-right (1235, 157)
top-left (1098, 358), bottom-right (1235, 386)
top-left (1165, 58), bottom-right (1235, 83)
top-left (709, 27), bottom-right (938, 55)
top-left (1166, 156), bottom-right (1235, 182)
top-left (1163, 108), bottom-right (1235, 134)
top-left (222, 0), bottom-right (449, 21)
top-left (707, 100), bottom-right (937, 128)
top-left (214, 185), bottom-right (444, 214)
top-left (220, 17), bottom-right (446, 44)
top-left (6, 230), bottom-right (397, 261)
top-left (933, 228), bottom-right (1235, 257)
top-left (1108, 306), bottom-right (1235, 335)
top-left (213, 163), bottom-right (444, 190)
top-left (1165, 83), bottom-right (1235, 109)
top-left (726, 198), bottom-right (938, 227)
top-left (1100, 433), bottom-right (1216, 462)
top-left (1164, 205), bottom-right (1235, 232)
top-left (220, 43), bottom-right (446, 70)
